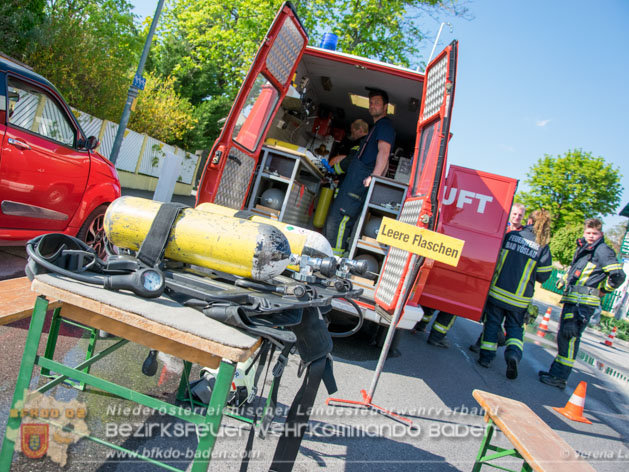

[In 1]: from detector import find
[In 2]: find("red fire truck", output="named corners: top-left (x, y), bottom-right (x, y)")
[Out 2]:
top-left (196, 2), bottom-right (518, 329)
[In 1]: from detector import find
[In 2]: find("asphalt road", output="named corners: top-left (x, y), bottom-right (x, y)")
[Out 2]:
top-left (1, 261), bottom-right (628, 472)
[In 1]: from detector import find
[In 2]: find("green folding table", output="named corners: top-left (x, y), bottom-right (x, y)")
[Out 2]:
top-left (0, 273), bottom-right (260, 471)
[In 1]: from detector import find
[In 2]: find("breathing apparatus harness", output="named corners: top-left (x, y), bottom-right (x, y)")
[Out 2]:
top-left (25, 233), bottom-right (166, 298)
top-left (26, 202), bottom-right (366, 472)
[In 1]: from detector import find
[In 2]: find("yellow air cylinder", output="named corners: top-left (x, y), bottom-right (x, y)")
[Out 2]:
top-left (104, 196), bottom-right (291, 280)
top-left (196, 202), bottom-right (333, 258)
top-left (313, 186), bottom-right (334, 229)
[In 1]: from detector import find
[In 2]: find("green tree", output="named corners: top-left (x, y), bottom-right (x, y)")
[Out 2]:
top-left (605, 222), bottom-right (628, 254)
top-left (182, 97), bottom-right (233, 151)
top-left (149, 0), bottom-right (469, 150)
top-left (517, 149), bottom-right (623, 233)
top-left (128, 73), bottom-right (197, 144)
top-left (153, 0), bottom-right (279, 100)
top-left (0, 0), bottom-right (46, 59)
top-left (23, 0), bottom-right (143, 121)
top-left (296, 0), bottom-right (469, 69)
top-left (549, 224), bottom-right (582, 268)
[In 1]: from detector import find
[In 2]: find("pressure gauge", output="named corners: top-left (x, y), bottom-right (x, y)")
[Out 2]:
top-left (104, 267), bottom-right (165, 298)
top-left (142, 269), bottom-right (165, 293)
top-left (136, 268), bottom-right (165, 297)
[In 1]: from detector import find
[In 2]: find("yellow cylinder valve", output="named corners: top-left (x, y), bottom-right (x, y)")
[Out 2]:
top-left (104, 196), bottom-right (292, 280)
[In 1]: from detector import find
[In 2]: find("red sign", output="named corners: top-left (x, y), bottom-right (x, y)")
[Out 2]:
top-left (21, 424), bottom-right (49, 459)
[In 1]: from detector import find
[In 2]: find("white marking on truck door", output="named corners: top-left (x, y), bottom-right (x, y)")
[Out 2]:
top-left (456, 190), bottom-right (476, 209)
top-left (442, 187), bottom-right (494, 214)
top-left (442, 187), bottom-right (457, 205)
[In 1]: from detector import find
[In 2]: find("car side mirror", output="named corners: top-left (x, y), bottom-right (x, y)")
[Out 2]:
top-left (86, 136), bottom-right (100, 150)
top-left (78, 136), bottom-right (100, 151)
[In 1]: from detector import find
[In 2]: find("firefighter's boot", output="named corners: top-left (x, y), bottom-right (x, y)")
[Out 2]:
top-left (505, 351), bottom-right (518, 380)
top-left (427, 335), bottom-right (449, 348)
top-left (413, 319), bottom-right (430, 334)
top-left (538, 371), bottom-right (567, 389)
top-left (469, 334), bottom-right (481, 353)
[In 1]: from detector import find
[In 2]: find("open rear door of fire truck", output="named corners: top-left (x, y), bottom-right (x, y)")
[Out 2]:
top-left (196, 2), bottom-right (308, 209)
top-left (374, 41), bottom-right (458, 321)
top-left (416, 165), bottom-right (517, 321)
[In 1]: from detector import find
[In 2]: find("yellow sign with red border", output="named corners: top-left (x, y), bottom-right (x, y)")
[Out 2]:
top-left (376, 217), bottom-right (464, 267)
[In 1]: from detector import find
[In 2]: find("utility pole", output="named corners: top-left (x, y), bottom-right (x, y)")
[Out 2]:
top-left (417, 22), bottom-right (453, 72)
top-left (109, 0), bottom-right (165, 165)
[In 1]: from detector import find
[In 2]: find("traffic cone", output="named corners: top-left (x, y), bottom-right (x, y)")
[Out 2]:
top-left (552, 381), bottom-right (592, 424)
top-left (604, 327), bottom-right (617, 347)
top-left (537, 307), bottom-right (552, 337)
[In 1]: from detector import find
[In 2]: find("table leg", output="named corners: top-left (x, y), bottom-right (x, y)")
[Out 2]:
top-left (0, 296), bottom-right (49, 469)
top-left (73, 325), bottom-right (98, 391)
top-left (472, 418), bottom-right (495, 472)
top-left (176, 361), bottom-right (193, 403)
top-left (41, 306), bottom-right (62, 377)
top-left (41, 307), bottom-right (98, 391)
top-left (190, 359), bottom-right (236, 472)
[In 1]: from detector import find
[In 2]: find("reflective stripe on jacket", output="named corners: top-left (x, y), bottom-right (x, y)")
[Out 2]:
top-left (560, 236), bottom-right (626, 307)
top-left (488, 225), bottom-right (552, 311)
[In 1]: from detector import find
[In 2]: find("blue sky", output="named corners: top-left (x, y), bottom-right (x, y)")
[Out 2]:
top-left (131, 0), bottom-right (629, 229)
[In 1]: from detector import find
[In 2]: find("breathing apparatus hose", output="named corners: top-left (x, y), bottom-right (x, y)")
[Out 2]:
top-left (25, 234), bottom-right (108, 285)
top-left (329, 297), bottom-right (363, 338)
top-left (26, 234), bottom-right (166, 298)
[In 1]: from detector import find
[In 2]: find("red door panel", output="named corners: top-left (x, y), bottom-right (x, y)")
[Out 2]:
top-left (374, 41), bottom-right (458, 318)
top-left (415, 166), bottom-right (518, 321)
top-left (196, 2), bottom-right (308, 209)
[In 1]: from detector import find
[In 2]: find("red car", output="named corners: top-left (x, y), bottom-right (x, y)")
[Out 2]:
top-left (0, 55), bottom-right (120, 258)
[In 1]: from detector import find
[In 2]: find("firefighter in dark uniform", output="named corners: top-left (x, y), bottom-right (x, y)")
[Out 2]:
top-left (328, 119), bottom-right (369, 189)
top-left (539, 218), bottom-right (626, 389)
top-left (420, 204), bottom-right (528, 348)
top-left (478, 210), bottom-right (553, 379)
top-left (324, 89), bottom-right (395, 255)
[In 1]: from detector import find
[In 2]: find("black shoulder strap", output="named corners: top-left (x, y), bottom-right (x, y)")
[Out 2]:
top-left (356, 125), bottom-right (376, 161)
top-left (137, 202), bottom-right (188, 267)
top-left (258, 343), bottom-right (294, 439)
top-left (239, 341), bottom-right (274, 472)
top-left (269, 356), bottom-right (328, 472)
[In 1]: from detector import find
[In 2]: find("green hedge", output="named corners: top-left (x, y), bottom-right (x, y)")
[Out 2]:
top-left (599, 316), bottom-right (629, 341)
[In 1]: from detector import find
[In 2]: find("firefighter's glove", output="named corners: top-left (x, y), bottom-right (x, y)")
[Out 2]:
top-left (523, 303), bottom-right (539, 325)
top-left (555, 277), bottom-right (566, 291)
top-left (562, 319), bottom-right (580, 338)
top-left (321, 159), bottom-right (335, 175)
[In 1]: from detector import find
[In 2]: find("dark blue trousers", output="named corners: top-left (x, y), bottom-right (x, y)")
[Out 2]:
top-left (548, 303), bottom-right (595, 380)
top-left (324, 159), bottom-right (371, 255)
top-left (479, 301), bottom-right (525, 364)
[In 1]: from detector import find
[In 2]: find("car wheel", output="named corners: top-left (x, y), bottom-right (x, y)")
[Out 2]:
top-left (77, 204), bottom-right (112, 260)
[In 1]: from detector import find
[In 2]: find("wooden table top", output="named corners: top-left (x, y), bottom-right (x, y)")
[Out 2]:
top-left (0, 277), bottom-right (60, 326)
top-left (32, 275), bottom-right (260, 369)
top-left (473, 389), bottom-right (596, 472)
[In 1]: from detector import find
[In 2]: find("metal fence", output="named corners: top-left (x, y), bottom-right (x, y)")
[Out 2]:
top-left (541, 268), bottom-right (620, 311)
top-left (72, 109), bottom-right (200, 185)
